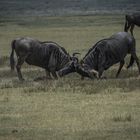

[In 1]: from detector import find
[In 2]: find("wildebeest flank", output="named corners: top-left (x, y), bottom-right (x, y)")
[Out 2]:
top-left (124, 14), bottom-right (140, 36)
top-left (10, 37), bottom-right (71, 81)
top-left (58, 32), bottom-right (140, 79)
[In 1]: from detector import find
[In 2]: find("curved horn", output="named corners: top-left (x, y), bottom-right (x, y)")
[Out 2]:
top-left (72, 52), bottom-right (81, 57)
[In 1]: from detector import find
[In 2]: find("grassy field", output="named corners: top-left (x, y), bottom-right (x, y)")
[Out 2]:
top-left (0, 15), bottom-right (140, 140)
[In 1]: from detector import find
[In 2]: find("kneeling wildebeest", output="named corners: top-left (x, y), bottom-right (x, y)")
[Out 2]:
top-left (124, 14), bottom-right (140, 36)
top-left (10, 37), bottom-right (72, 81)
top-left (58, 32), bottom-right (140, 79)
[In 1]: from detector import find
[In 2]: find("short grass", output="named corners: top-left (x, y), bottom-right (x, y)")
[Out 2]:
top-left (0, 15), bottom-right (140, 140)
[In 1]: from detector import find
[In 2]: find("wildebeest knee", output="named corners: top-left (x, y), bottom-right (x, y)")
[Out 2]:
top-left (16, 64), bottom-right (21, 70)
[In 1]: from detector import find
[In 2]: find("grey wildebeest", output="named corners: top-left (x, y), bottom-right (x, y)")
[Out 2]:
top-left (10, 37), bottom-right (72, 81)
top-left (58, 32), bottom-right (140, 79)
top-left (124, 14), bottom-right (140, 36)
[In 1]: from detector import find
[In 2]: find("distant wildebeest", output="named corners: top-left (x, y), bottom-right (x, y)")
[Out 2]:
top-left (124, 14), bottom-right (140, 36)
top-left (10, 37), bottom-right (72, 81)
top-left (58, 32), bottom-right (140, 79)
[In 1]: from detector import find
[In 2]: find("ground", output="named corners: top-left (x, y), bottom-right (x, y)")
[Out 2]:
top-left (0, 14), bottom-right (140, 140)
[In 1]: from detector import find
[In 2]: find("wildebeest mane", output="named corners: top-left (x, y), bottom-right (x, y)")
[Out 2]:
top-left (83, 38), bottom-right (113, 61)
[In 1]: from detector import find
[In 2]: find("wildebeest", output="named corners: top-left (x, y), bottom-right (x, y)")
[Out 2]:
top-left (124, 14), bottom-right (140, 36)
top-left (10, 37), bottom-right (71, 81)
top-left (58, 32), bottom-right (140, 79)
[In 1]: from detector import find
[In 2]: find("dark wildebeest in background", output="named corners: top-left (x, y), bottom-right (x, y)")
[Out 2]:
top-left (10, 37), bottom-right (72, 81)
top-left (58, 32), bottom-right (140, 79)
top-left (124, 14), bottom-right (140, 36)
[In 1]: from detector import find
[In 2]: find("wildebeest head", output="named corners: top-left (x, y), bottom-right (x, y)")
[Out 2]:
top-left (57, 53), bottom-right (79, 77)
top-left (75, 61), bottom-right (99, 79)
top-left (57, 53), bottom-right (99, 79)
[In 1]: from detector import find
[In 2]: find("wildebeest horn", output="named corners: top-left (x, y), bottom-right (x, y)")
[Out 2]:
top-left (89, 69), bottom-right (99, 78)
top-left (72, 52), bottom-right (81, 57)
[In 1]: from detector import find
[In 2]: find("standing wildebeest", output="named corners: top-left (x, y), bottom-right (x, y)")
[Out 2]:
top-left (10, 37), bottom-right (71, 81)
top-left (58, 32), bottom-right (140, 79)
top-left (124, 14), bottom-right (140, 36)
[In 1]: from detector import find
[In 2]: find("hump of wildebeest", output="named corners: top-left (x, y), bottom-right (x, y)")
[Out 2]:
top-left (37, 41), bottom-right (70, 63)
top-left (40, 41), bottom-right (69, 55)
top-left (82, 39), bottom-right (110, 61)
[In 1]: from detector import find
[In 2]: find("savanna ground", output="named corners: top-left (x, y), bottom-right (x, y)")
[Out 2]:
top-left (0, 14), bottom-right (140, 140)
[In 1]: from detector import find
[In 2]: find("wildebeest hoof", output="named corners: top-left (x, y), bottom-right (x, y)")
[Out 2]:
top-left (19, 78), bottom-right (25, 81)
top-left (34, 76), bottom-right (53, 81)
top-left (34, 76), bottom-right (46, 81)
top-left (126, 65), bottom-right (130, 69)
top-left (81, 76), bottom-right (84, 80)
top-left (12, 129), bottom-right (18, 133)
top-left (46, 77), bottom-right (53, 80)
top-left (100, 76), bottom-right (107, 79)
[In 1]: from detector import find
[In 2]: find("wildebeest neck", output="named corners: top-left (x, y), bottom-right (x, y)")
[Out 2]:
top-left (83, 46), bottom-right (100, 71)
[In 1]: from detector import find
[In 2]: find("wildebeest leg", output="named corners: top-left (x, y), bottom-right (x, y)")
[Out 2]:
top-left (49, 65), bottom-right (58, 79)
top-left (45, 69), bottom-right (52, 79)
top-left (98, 54), bottom-right (105, 78)
top-left (34, 69), bottom-right (52, 81)
top-left (132, 53), bottom-right (140, 75)
top-left (130, 24), bottom-right (135, 36)
top-left (48, 53), bottom-right (58, 79)
top-left (51, 71), bottom-right (58, 80)
top-left (81, 76), bottom-right (84, 80)
top-left (98, 67), bottom-right (104, 79)
top-left (125, 23), bottom-right (131, 32)
top-left (127, 55), bottom-right (135, 69)
top-left (16, 57), bottom-right (25, 81)
top-left (116, 60), bottom-right (125, 78)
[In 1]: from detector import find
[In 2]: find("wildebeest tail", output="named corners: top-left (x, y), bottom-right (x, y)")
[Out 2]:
top-left (10, 40), bottom-right (16, 71)
top-left (127, 55), bottom-right (135, 69)
top-left (124, 15), bottom-right (128, 32)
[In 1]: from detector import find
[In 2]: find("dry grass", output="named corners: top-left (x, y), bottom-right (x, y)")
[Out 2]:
top-left (0, 15), bottom-right (140, 140)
